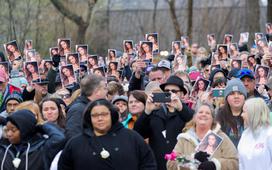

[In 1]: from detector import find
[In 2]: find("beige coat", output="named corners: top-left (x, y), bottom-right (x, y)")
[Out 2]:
top-left (167, 124), bottom-right (238, 170)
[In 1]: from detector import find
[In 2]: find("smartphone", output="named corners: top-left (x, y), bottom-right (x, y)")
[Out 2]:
top-left (212, 89), bottom-right (225, 97)
top-left (152, 92), bottom-right (171, 103)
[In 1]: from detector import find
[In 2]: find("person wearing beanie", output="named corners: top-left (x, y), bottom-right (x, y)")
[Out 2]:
top-left (58, 99), bottom-right (157, 170)
top-left (0, 93), bottom-right (23, 118)
top-left (0, 109), bottom-right (65, 170)
top-left (216, 79), bottom-right (247, 147)
top-left (112, 95), bottom-right (129, 122)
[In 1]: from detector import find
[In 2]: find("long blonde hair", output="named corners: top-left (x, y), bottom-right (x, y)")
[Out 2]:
top-left (244, 98), bottom-right (270, 135)
top-left (15, 101), bottom-right (44, 124)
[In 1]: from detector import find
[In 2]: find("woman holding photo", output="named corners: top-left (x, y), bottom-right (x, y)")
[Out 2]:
top-left (167, 103), bottom-right (238, 170)
top-left (238, 98), bottom-right (272, 170)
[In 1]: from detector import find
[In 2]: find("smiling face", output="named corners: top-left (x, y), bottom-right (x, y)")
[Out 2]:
top-left (27, 63), bottom-right (35, 73)
top-left (77, 47), bottom-right (86, 55)
top-left (194, 105), bottom-right (213, 129)
top-left (62, 67), bottom-right (71, 77)
top-left (60, 41), bottom-right (68, 49)
top-left (7, 44), bottom-right (16, 53)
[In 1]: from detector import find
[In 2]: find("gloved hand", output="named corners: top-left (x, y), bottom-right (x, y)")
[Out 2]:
top-left (194, 151), bottom-right (210, 162)
top-left (52, 54), bottom-right (61, 67)
top-left (198, 161), bottom-right (216, 170)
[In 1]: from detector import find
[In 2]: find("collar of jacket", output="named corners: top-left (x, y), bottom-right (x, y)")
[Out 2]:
top-left (176, 123), bottom-right (221, 146)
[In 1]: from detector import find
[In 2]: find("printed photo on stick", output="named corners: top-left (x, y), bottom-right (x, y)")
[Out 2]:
top-left (266, 23), bottom-right (272, 34)
top-left (0, 62), bottom-right (9, 80)
top-left (223, 34), bottom-right (233, 44)
top-left (24, 40), bottom-right (33, 51)
top-left (231, 59), bottom-right (242, 69)
top-left (93, 66), bottom-right (106, 77)
top-left (87, 55), bottom-right (98, 70)
top-left (217, 44), bottom-right (229, 61)
top-left (191, 77), bottom-right (210, 98)
top-left (107, 61), bottom-right (119, 76)
top-left (123, 40), bottom-right (134, 55)
top-left (139, 41), bottom-right (153, 61)
top-left (181, 36), bottom-right (189, 48)
top-left (255, 65), bottom-right (270, 85)
top-left (255, 38), bottom-right (269, 53)
top-left (24, 61), bottom-right (40, 83)
top-left (49, 47), bottom-right (59, 58)
top-left (108, 49), bottom-right (117, 62)
top-left (171, 41), bottom-right (182, 56)
top-left (43, 60), bottom-right (53, 74)
top-left (207, 34), bottom-right (216, 47)
top-left (66, 53), bottom-right (80, 71)
top-left (145, 33), bottom-right (159, 54)
top-left (4, 40), bottom-right (21, 62)
top-left (76, 44), bottom-right (88, 62)
top-left (195, 131), bottom-right (223, 156)
top-left (239, 32), bottom-right (249, 44)
top-left (58, 38), bottom-right (71, 56)
top-left (60, 64), bottom-right (77, 87)
top-left (255, 32), bottom-right (264, 41)
top-left (229, 43), bottom-right (239, 58)
top-left (26, 49), bottom-right (37, 61)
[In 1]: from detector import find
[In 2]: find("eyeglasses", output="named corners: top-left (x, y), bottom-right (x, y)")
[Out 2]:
top-left (164, 89), bottom-right (180, 93)
top-left (59, 94), bottom-right (71, 99)
top-left (91, 112), bottom-right (110, 119)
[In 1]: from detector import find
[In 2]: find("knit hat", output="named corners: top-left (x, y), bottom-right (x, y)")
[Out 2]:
top-left (157, 60), bottom-right (171, 70)
top-left (5, 93), bottom-right (23, 104)
top-left (7, 109), bottom-right (37, 142)
top-left (224, 78), bottom-right (247, 99)
top-left (111, 95), bottom-right (128, 104)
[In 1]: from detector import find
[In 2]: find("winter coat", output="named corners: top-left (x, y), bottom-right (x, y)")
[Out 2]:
top-left (167, 124), bottom-right (238, 170)
top-left (0, 123), bottom-right (65, 170)
top-left (58, 104), bottom-right (157, 170)
top-left (65, 95), bottom-right (90, 140)
top-left (134, 104), bottom-right (194, 170)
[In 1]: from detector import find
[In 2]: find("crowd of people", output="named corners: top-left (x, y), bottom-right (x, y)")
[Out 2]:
top-left (0, 23), bottom-right (271, 170)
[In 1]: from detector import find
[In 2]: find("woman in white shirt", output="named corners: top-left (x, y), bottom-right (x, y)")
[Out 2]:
top-left (238, 98), bottom-right (272, 170)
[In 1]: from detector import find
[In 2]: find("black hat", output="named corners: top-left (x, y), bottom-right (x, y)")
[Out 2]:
top-left (32, 78), bottom-right (49, 85)
top-left (160, 75), bottom-right (187, 95)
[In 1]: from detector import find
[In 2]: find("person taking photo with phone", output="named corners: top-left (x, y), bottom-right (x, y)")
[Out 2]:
top-left (134, 75), bottom-right (194, 170)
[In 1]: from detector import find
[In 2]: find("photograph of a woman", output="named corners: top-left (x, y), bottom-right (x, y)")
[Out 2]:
top-left (4, 40), bottom-right (21, 62)
top-left (24, 61), bottom-right (40, 83)
top-left (107, 49), bottom-right (117, 62)
top-left (239, 32), bottom-right (249, 44)
top-left (49, 47), bottom-right (59, 57)
top-left (87, 55), bottom-right (98, 70)
top-left (181, 36), bottom-right (189, 48)
top-left (123, 40), bottom-right (135, 55)
top-left (266, 23), bottom-right (272, 34)
top-left (207, 34), bottom-right (216, 47)
top-left (191, 77), bottom-right (210, 98)
top-left (24, 40), bottom-right (33, 57)
top-left (58, 38), bottom-right (71, 56)
top-left (255, 65), bottom-right (270, 85)
top-left (229, 43), bottom-right (239, 58)
top-left (139, 41), bottom-right (153, 60)
top-left (196, 132), bottom-right (223, 156)
top-left (231, 59), bottom-right (242, 69)
top-left (107, 61), bottom-right (118, 77)
top-left (255, 32), bottom-right (264, 40)
top-left (60, 65), bottom-right (76, 87)
top-left (146, 33), bottom-right (159, 54)
top-left (66, 53), bottom-right (80, 71)
top-left (26, 49), bottom-right (37, 61)
top-left (43, 60), bottom-right (53, 74)
top-left (223, 34), bottom-right (233, 44)
top-left (217, 44), bottom-right (229, 61)
top-left (76, 44), bottom-right (88, 62)
top-left (0, 62), bottom-right (9, 80)
top-left (93, 67), bottom-right (105, 77)
top-left (171, 41), bottom-right (182, 57)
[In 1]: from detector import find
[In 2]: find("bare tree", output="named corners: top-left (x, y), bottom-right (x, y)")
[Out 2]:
top-left (5, 0), bottom-right (17, 40)
top-left (166, 0), bottom-right (183, 40)
top-left (246, 0), bottom-right (260, 39)
top-left (187, 0), bottom-right (193, 40)
top-left (268, 0), bottom-right (272, 23)
top-left (50, 0), bottom-right (97, 43)
top-left (152, 0), bottom-right (158, 31)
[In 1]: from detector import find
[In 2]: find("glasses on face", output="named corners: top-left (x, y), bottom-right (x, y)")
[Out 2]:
top-left (91, 112), bottom-right (110, 119)
top-left (164, 89), bottom-right (180, 93)
top-left (59, 94), bottom-right (71, 99)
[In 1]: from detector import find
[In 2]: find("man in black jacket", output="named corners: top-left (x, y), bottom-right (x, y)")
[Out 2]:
top-left (65, 74), bottom-right (107, 140)
top-left (134, 76), bottom-right (193, 170)
top-left (134, 75), bottom-right (194, 170)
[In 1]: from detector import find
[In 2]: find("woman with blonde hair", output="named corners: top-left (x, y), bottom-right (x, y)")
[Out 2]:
top-left (238, 98), bottom-right (272, 170)
top-left (167, 103), bottom-right (238, 170)
top-left (15, 100), bottom-right (44, 124)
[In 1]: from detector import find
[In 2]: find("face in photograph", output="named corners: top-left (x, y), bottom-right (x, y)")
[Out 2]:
top-left (67, 53), bottom-right (79, 65)
top-left (240, 32), bottom-right (249, 44)
top-left (93, 67), bottom-right (105, 77)
top-left (25, 40), bottom-right (32, 50)
top-left (266, 23), bottom-right (272, 34)
top-left (108, 49), bottom-right (116, 61)
top-left (4, 41), bottom-right (21, 62)
top-left (58, 39), bottom-right (71, 56)
top-left (123, 40), bottom-right (134, 54)
top-left (140, 41), bottom-right (153, 60)
top-left (61, 65), bottom-right (76, 86)
top-left (224, 34), bottom-right (232, 44)
top-left (172, 41), bottom-right (181, 54)
top-left (50, 47), bottom-right (59, 57)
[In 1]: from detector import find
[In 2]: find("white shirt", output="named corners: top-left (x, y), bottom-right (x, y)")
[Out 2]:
top-left (238, 126), bottom-right (272, 170)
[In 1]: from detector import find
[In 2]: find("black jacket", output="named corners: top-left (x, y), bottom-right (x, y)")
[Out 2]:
top-left (134, 104), bottom-right (194, 170)
top-left (59, 120), bottom-right (157, 170)
top-left (65, 95), bottom-right (90, 140)
top-left (0, 123), bottom-right (65, 170)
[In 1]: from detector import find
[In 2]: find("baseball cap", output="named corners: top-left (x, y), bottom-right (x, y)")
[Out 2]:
top-left (157, 60), bottom-right (171, 70)
top-left (238, 68), bottom-right (255, 80)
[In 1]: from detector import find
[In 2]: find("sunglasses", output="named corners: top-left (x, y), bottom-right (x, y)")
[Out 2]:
top-left (164, 89), bottom-right (180, 93)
